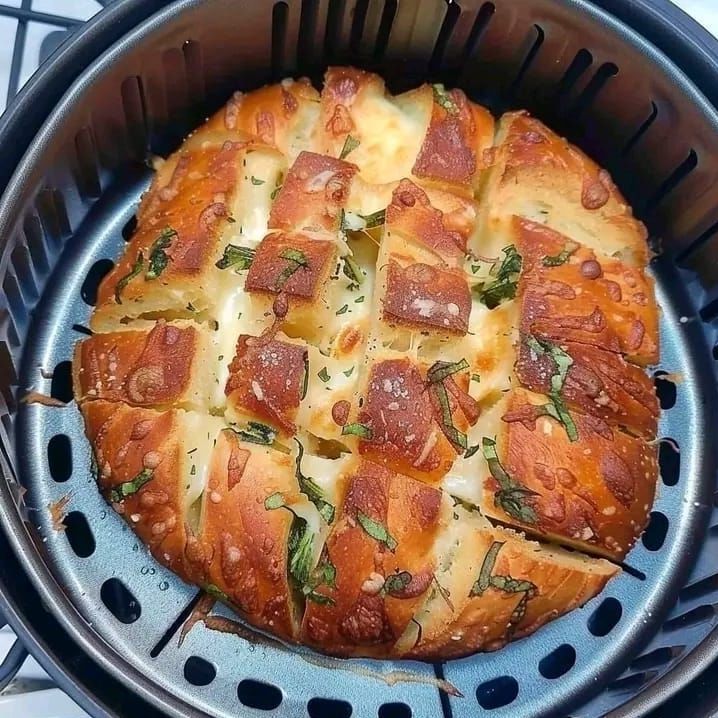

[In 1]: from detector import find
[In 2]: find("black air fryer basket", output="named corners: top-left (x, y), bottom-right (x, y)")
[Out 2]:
top-left (2, 1), bottom-right (718, 716)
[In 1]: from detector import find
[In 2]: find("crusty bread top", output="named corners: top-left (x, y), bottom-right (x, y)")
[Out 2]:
top-left (74, 67), bottom-right (660, 659)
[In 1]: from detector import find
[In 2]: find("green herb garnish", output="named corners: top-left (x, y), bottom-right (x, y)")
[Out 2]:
top-left (145, 227), bottom-right (177, 280)
top-left (475, 245), bottom-right (522, 309)
top-left (205, 583), bottom-right (231, 603)
top-left (339, 134), bottom-right (360, 160)
top-left (341, 422), bottom-right (372, 439)
top-left (427, 358), bottom-right (469, 384)
top-left (342, 255), bottom-right (364, 287)
top-left (288, 517), bottom-right (314, 586)
top-left (215, 244), bottom-right (255, 271)
top-left (524, 335), bottom-right (578, 441)
top-left (482, 437), bottom-right (539, 524)
top-left (356, 511), bottom-right (398, 552)
top-left (295, 439), bottom-right (335, 524)
top-left (343, 366), bottom-right (354, 378)
top-left (114, 252), bottom-right (144, 304)
top-left (542, 243), bottom-right (577, 267)
top-left (251, 176), bottom-right (265, 185)
top-left (429, 380), bottom-right (468, 452)
top-left (233, 422), bottom-right (291, 454)
top-left (301, 353), bottom-right (309, 400)
top-left (275, 248), bottom-right (308, 289)
top-left (318, 367), bottom-right (330, 383)
top-left (109, 468), bottom-right (154, 503)
top-left (303, 553), bottom-right (337, 605)
top-left (264, 492), bottom-right (285, 510)
top-left (359, 209), bottom-right (386, 229)
top-left (383, 571), bottom-right (412, 596)
top-left (451, 495), bottom-right (482, 514)
top-left (335, 304), bottom-right (349, 315)
top-left (432, 83), bottom-right (459, 114)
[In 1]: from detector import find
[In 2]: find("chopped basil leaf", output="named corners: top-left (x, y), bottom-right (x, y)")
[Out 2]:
top-left (186, 302), bottom-right (197, 312)
top-left (305, 591), bottom-right (336, 606)
top-left (114, 252), bottom-right (144, 304)
top-left (342, 255), bottom-right (364, 287)
top-left (471, 373), bottom-right (481, 383)
top-left (339, 134), bottom-right (360, 160)
top-left (335, 304), bottom-right (349, 315)
top-left (427, 358), bottom-right (469, 384)
top-left (475, 245), bottom-right (522, 309)
top-left (355, 295), bottom-right (365, 303)
top-left (307, 554), bottom-right (337, 590)
top-left (359, 209), bottom-right (386, 229)
top-left (482, 437), bottom-right (539, 524)
top-left (250, 176), bottom-right (265, 185)
top-left (226, 216), bottom-right (236, 223)
top-left (470, 540), bottom-right (503, 597)
top-left (146, 227), bottom-right (177, 280)
top-left (542, 243), bottom-right (577, 267)
top-left (233, 422), bottom-right (291, 454)
top-left (524, 335), bottom-right (578, 441)
top-left (288, 517), bottom-right (314, 585)
top-left (301, 353), bottom-right (309, 400)
top-left (343, 366), bottom-right (354, 378)
top-left (109, 468), bottom-right (154, 503)
top-left (190, 464), bottom-right (196, 476)
top-left (295, 439), bottom-right (335, 524)
top-left (318, 367), bottom-right (331, 383)
top-left (270, 181), bottom-right (283, 200)
top-left (464, 444), bottom-right (481, 458)
top-left (205, 583), bottom-right (231, 603)
top-left (264, 492), bottom-right (285, 510)
top-left (451, 495), bottom-right (482, 514)
top-left (275, 248), bottom-right (308, 289)
top-left (383, 570), bottom-right (413, 596)
top-left (356, 510), bottom-right (397, 552)
top-left (341, 422), bottom-right (372, 439)
top-left (432, 83), bottom-right (459, 114)
top-left (215, 244), bottom-right (255, 271)
top-left (429, 380), bottom-right (468, 452)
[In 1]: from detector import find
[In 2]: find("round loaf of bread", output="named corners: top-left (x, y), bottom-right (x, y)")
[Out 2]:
top-left (74, 67), bottom-right (659, 659)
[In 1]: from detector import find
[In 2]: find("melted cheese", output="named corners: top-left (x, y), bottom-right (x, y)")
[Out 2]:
top-left (348, 86), bottom-right (432, 184)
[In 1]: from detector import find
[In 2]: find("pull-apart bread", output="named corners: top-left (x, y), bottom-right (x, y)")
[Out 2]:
top-left (75, 69), bottom-right (659, 659)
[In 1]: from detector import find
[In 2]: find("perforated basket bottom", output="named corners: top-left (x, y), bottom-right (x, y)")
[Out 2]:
top-left (9, 156), bottom-right (717, 718)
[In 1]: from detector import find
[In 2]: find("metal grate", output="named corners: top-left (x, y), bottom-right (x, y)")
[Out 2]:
top-left (1, 1), bottom-right (718, 717)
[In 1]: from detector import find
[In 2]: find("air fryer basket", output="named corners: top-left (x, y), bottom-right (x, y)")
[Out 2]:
top-left (1, 1), bottom-right (718, 716)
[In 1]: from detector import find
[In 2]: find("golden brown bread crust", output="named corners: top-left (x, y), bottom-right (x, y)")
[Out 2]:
top-left (225, 333), bottom-right (307, 435)
top-left (402, 521), bottom-right (617, 659)
top-left (301, 460), bottom-right (442, 656)
top-left (245, 231), bottom-right (336, 300)
top-left (82, 401), bottom-right (199, 577)
top-left (74, 69), bottom-right (661, 659)
top-left (478, 112), bottom-right (648, 266)
top-left (481, 389), bottom-right (657, 559)
top-left (93, 140), bottom-right (250, 328)
top-left (515, 217), bottom-right (658, 364)
top-left (385, 179), bottom-right (471, 264)
top-left (412, 85), bottom-right (494, 192)
top-left (203, 78), bottom-right (319, 159)
top-left (269, 151), bottom-right (357, 232)
top-left (383, 259), bottom-right (471, 335)
top-left (196, 430), bottom-right (300, 641)
top-left (73, 321), bottom-right (206, 410)
top-left (355, 357), bottom-right (473, 485)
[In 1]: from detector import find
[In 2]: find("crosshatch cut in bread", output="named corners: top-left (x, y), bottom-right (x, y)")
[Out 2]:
top-left (74, 68), bottom-right (659, 659)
